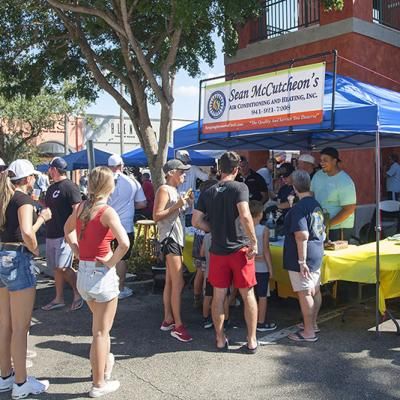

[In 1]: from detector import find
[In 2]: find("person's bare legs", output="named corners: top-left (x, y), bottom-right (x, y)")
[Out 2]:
top-left (63, 268), bottom-right (81, 302)
top-left (0, 288), bottom-right (12, 377)
top-left (116, 260), bottom-right (127, 291)
top-left (86, 298), bottom-right (118, 388)
top-left (165, 254), bottom-right (184, 327)
top-left (312, 286), bottom-right (322, 329)
top-left (52, 268), bottom-right (65, 304)
top-left (202, 296), bottom-right (212, 318)
top-left (212, 287), bottom-right (228, 348)
top-left (297, 289), bottom-right (316, 338)
top-left (257, 297), bottom-right (267, 324)
top-left (9, 288), bottom-right (35, 383)
top-left (239, 287), bottom-right (258, 349)
top-left (193, 269), bottom-right (204, 303)
top-left (162, 266), bottom-right (173, 323)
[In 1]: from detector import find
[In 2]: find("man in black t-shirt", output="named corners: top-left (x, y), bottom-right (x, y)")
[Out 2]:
top-left (237, 156), bottom-right (268, 203)
top-left (42, 157), bottom-right (83, 312)
top-left (283, 170), bottom-right (324, 343)
top-left (193, 151), bottom-right (259, 353)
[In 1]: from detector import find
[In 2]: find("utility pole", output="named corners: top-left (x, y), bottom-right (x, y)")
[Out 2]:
top-left (120, 82), bottom-right (125, 155)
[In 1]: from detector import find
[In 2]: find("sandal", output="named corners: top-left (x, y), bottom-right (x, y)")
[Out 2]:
top-left (296, 323), bottom-right (320, 334)
top-left (41, 302), bottom-right (65, 311)
top-left (70, 298), bottom-right (84, 311)
top-left (288, 331), bottom-right (319, 342)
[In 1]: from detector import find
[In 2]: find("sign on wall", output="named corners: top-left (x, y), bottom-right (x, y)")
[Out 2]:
top-left (203, 62), bottom-right (326, 134)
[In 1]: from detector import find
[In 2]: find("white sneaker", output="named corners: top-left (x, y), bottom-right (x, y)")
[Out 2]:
top-left (104, 353), bottom-right (115, 380)
top-left (0, 372), bottom-right (15, 393)
top-left (89, 380), bottom-right (120, 398)
top-left (12, 376), bottom-right (49, 399)
top-left (118, 287), bottom-right (133, 300)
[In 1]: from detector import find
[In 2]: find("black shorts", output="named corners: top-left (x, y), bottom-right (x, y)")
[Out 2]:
top-left (255, 272), bottom-right (270, 298)
top-left (162, 237), bottom-right (183, 257)
top-left (112, 232), bottom-right (134, 261)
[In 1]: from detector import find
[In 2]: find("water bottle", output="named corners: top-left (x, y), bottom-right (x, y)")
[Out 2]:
top-left (266, 212), bottom-right (277, 242)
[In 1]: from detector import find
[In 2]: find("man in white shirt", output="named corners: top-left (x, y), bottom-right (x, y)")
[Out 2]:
top-left (176, 150), bottom-right (208, 226)
top-left (108, 154), bottom-right (147, 299)
top-left (386, 154), bottom-right (400, 201)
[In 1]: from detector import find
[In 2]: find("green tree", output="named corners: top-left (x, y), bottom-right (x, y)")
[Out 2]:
top-left (0, 80), bottom-right (88, 163)
top-left (0, 0), bottom-right (263, 186)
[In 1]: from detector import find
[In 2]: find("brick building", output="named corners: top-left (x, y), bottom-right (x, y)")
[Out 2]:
top-left (226, 0), bottom-right (400, 204)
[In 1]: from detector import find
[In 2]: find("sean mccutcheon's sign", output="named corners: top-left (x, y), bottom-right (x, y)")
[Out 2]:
top-left (203, 62), bottom-right (326, 134)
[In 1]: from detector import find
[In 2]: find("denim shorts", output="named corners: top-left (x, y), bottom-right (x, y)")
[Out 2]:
top-left (77, 261), bottom-right (120, 303)
top-left (0, 248), bottom-right (36, 291)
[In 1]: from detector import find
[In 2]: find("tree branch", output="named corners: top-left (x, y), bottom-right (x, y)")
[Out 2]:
top-left (46, 0), bottom-right (127, 38)
top-left (119, 0), bottom-right (165, 103)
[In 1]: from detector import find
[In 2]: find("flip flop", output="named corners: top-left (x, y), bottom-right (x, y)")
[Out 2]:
top-left (215, 338), bottom-right (229, 352)
top-left (241, 342), bottom-right (258, 354)
top-left (296, 323), bottom-right (321, 334)
top-left (41, 302), bottom-right (65, 311)
top-left (288, 331), bottom-right (319, 343)
top-left (70, 298), bottom-right (84, 311)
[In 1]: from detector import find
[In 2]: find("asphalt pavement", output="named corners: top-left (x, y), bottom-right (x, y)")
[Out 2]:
top-left (1, 275), bottom-right (400, 400)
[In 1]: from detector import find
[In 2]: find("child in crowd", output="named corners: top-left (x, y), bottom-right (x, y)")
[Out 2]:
top-left (200, 232), bottom-right (230, 329)
top-left (249, 200), bottom-right (277, 332)
top-left (192, 179), bottom-right (218, 309)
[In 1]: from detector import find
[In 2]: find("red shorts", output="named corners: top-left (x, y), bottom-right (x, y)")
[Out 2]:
top-left (208, 247), bottom-right (256, 289)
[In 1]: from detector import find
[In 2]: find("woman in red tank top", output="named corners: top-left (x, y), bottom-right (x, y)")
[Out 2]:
top-left (64, 166), bottom-right (129, 398)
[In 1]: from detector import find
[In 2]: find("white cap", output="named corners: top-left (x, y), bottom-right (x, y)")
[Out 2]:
top-left (0, 158), bottom-right (5, 166)
top-left (7, 159), bottom-right (40, 181)
top-left (108, 154), bottom-right (124, 167)
top-left (176, 150), bottom-right (191, 163)
top-left (298, 154), bottom-right (315, 165)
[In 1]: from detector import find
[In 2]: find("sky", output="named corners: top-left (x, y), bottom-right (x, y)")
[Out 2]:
top-left (86, 36), bottom-right (225, 122)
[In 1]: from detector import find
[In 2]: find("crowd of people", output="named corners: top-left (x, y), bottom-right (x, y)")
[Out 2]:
top-left (0, 145), bottom-right (395, 398)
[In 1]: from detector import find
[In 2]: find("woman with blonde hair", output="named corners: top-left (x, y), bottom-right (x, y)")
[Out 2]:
top-left (153, 159), bottom-right (193, 343)
top-left (0, 160), bottom-right (52, 399)
top-left (64, 166), bottom-right (129, 398)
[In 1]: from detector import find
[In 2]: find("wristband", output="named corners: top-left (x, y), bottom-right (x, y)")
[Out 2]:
top-left (39, 215), bottom-right (46, 224)
top-left (298, 260), bottom-right (306, 265)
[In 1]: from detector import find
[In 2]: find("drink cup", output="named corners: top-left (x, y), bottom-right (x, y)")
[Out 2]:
top-left (32, 189), bottom-right (41, 201)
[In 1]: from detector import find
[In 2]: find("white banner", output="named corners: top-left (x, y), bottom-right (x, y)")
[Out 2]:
top-left (203, 62), bottom-right (326, 134)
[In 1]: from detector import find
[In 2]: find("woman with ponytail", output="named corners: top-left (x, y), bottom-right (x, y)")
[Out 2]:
top-left (0, 160), bottom-right (52, 399)
top-left (64, 166), bottom-right (129, 398)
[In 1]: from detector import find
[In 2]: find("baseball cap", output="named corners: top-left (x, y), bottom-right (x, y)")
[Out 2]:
top-left (298, 154), bottom-right (315, 165)
top-left (108, 154), bottom-right (124, 167)
top-left (320, 147), bottom-right (341, 162)
top-left (163, 159), bottom-right (191, 174)
top-left (49, 157), bottom-right (68, 171)
top-left (7, 159), bottom-right (40, 181)
top-left (175, 150), bottom-right (191, 163)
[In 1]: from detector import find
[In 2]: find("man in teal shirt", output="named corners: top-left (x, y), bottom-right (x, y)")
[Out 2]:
top-left (311, 147), bottom-right (356, 241)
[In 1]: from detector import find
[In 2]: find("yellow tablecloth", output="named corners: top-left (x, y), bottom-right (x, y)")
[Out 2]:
top-left (183, 235), bottom-right (400, 313)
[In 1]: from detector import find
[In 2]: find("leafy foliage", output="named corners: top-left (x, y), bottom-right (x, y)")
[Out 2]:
top-left (322, 0), bottom-right (345, 11)
top-left (0, 79), bottom-right (89, 163)
top-left (0, 1), bottom-right (262, 187)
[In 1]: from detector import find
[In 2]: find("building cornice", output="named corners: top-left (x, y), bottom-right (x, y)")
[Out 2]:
top-left (225, 18), bottom-right (400, 65)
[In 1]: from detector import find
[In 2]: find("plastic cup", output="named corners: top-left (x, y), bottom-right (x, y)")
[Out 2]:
top-left (32, 189), bottom-right (41, 201)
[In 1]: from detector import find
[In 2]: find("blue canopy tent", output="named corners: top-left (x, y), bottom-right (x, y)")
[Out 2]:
top-left (62, 148), bottom-right (113, 170)
top-left (174, 72), bottom-right (400, 334)
top-left (122, 146), bottom-right (221, 167)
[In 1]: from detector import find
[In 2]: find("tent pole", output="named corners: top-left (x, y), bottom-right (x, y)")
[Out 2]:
top-left (375, 129), bottom-right (381, 336)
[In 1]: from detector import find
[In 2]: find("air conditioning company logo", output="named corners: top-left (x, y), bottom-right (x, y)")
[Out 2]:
top-left (207, 91), bottom-right (226, 120)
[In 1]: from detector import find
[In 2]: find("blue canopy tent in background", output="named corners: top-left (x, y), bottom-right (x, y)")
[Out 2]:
top-left (122, 146), bottom-right (221, 167)
top-left (174, 72), bottom-right (400, 334)
top-left (37, 148), bottom-right (113, 171)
